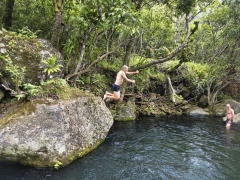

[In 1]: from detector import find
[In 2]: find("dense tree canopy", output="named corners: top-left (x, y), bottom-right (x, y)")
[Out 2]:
top-left (1, 0), bottom-right (240, 105)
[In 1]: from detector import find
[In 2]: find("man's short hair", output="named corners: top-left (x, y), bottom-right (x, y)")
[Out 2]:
top-left (122, 65), bottom-right (128, 69)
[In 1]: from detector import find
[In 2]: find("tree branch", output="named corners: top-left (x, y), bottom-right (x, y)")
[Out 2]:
top-left (65, 38), bottom-right (137, 81)
top-left (1, 84), bottom-right (27, 96)
top-left (65, 51), bottom-right (114, 81)
top-left (131, 16), bottom-right (191, 71)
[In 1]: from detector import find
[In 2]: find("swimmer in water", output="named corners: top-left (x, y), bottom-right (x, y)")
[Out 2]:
top-left (226, 104), bottom-right (234, 127)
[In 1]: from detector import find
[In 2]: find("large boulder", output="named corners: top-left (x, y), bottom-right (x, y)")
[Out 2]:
top-left (223, 113), bottom-right (240, 123)
top-left (233, 113), bottom-right (240, 123)
top-left (198, 95), bottom-right (208, 107)
top-left (0, 97), bottom-right (113, 168)
top-left (224, 99), bottom-right (240, 114)
top-left (214, 99), bottom-right (240, 116)
top-left (0, 30), bottom-right (64, 90)
top-left (179, 87), bottom-right (190, 99)
top-left (218, 100), bottom-right (240, 123)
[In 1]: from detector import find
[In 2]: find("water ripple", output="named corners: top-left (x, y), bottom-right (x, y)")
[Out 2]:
top-left (1, 116), bottom-right (240, 180)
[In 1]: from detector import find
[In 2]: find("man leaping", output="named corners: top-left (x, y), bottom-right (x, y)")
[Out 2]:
top-left (103, 65), bottom-right (139, 101)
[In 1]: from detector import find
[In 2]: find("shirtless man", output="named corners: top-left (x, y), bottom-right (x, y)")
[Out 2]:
top-left (226, 104), bottom-right (234, 127)
top-left (103, 65), bottom-right (139, 101)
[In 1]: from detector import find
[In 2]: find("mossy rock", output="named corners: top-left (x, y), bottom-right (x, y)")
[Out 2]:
top-left (114, 103), bottom-right (136, 121)
top-left (0, 29), bottom-right (64, 90)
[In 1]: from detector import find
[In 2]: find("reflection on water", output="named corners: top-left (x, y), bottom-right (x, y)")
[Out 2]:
top-left (1, 116), bottom-right (240, 180)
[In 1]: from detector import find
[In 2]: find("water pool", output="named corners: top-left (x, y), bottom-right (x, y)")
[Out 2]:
top-left (1, 115), bottom-right (240, 180)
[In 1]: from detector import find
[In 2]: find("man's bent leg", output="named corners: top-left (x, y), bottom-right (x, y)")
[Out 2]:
top-left (105, 91), bottom-right (113, 95)
top-left (113, 91), bottom-right (120, 100)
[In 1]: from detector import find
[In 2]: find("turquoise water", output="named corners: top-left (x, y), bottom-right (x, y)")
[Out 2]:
top-left (1, 116), bottom-right (240, 180)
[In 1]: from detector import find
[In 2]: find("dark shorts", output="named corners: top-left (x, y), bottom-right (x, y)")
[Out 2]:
top-left (112, 84), bottom-right (120, 92)
top-left (226, 119), bottom-right (233, 124)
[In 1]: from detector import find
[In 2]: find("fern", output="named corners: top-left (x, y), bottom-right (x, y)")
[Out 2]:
top-left (23, 83), bottom-right (41, 96)
top-left (42, 55), bottom-right (63, 76)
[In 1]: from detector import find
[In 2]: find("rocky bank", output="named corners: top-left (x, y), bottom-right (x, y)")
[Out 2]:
top-left (0, 97), bottom-right (113, 168)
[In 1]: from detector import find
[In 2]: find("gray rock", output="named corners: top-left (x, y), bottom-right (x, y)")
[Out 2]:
top-left (198, 95), bottom-right (208, 107)
top-left (179, 87), bottom-right (190, 99)
top-left (224, 99), bottom-right (240, 114)
top-left (233, 113), bottom-right (240, 123)
top-left (0, 97), bottom-right (113, 168)
top-left (0, 89), bottom-right (4, 101)
top-left (0, 48), bottom-right (7, 54)
top-left (0, 31), bottom-right (64, 90)
top-left (114, 100), bottom-right (136, 121)
top-left (223, 113), bottom-right (240, 123)
top-left (214, 99), bottom-right (240, 116)
top-left (0, 43), bottom-right (5, 47)
top-left (189, 108), bottom-right (210, 116)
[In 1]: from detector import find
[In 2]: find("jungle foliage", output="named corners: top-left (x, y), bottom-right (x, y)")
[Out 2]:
top-left (1, 0), bottom-right (240, 105)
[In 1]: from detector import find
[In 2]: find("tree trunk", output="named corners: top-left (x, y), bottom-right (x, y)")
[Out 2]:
top-left (119, 36), bottom-right (136, 102)
top-left (207, 81), bottom-right (229, 109)
top-left (124, 36), bottom-right (136, 65)
top-left (50, 11), bottom-right (62, 48)
top-left (119, 85), bottom-right (126, 103)
top-left (2, 0), bottom-right (14, 30)
top-left (50, 0), bottom-right (64, 48)
top-left (74, 30), bottom-right (89, 74)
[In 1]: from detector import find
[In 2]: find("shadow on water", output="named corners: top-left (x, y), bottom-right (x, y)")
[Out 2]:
top-left (1, 115), bottom-right (240, 180)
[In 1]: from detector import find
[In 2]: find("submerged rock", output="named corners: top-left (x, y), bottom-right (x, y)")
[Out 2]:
top-left (188, 108), bottom-right (210, 116)
top-left (0, 97), bottom-right (113, 168)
